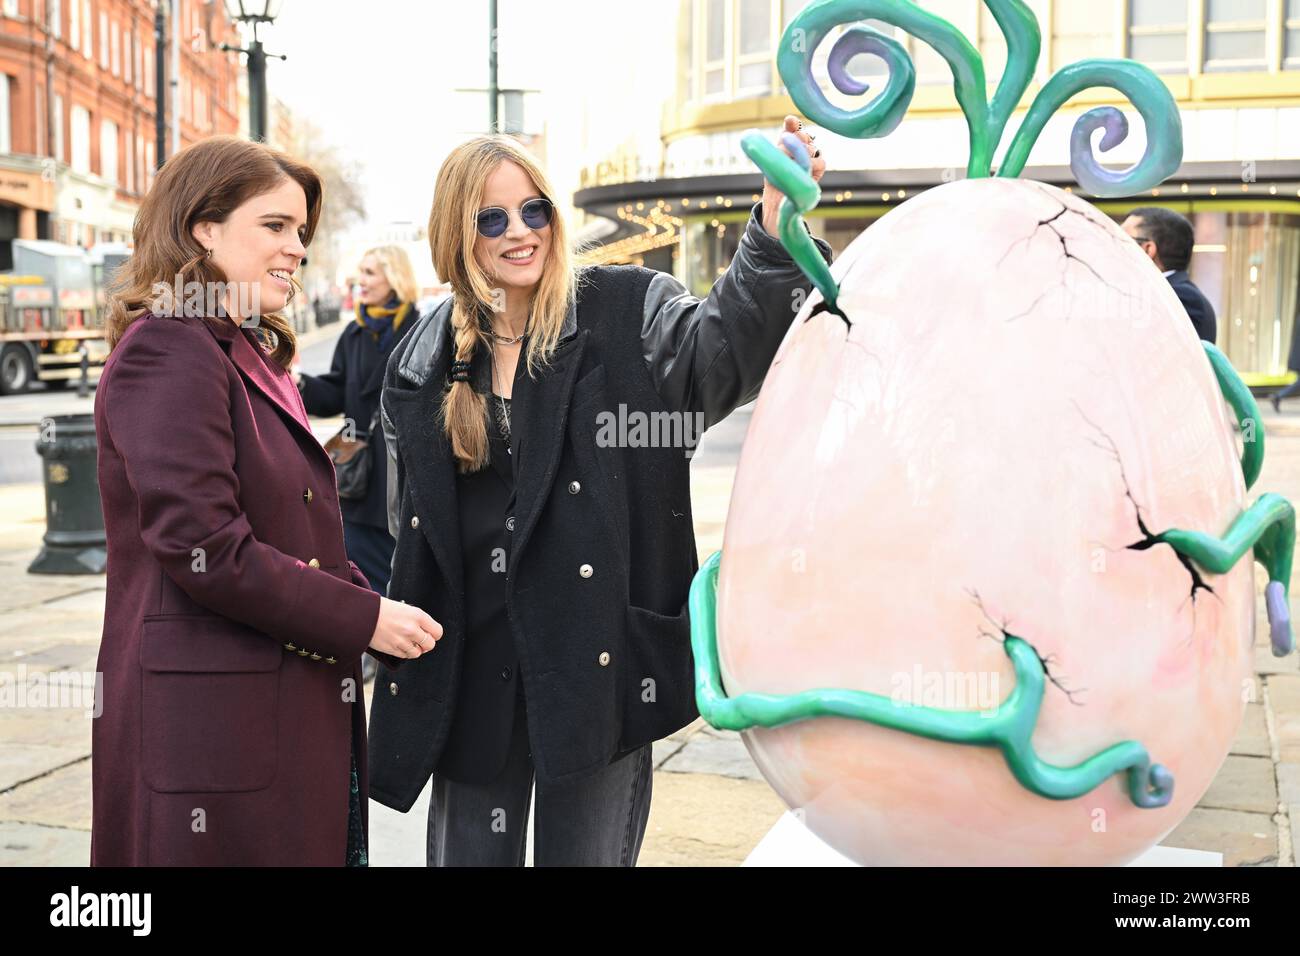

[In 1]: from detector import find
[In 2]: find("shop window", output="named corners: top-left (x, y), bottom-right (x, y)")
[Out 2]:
top-left (1195, 211), bottom-right (1300, 376)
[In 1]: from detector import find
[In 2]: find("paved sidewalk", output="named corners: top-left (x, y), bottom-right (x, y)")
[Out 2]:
top-left (0, 406), bottom-right (1298, 866)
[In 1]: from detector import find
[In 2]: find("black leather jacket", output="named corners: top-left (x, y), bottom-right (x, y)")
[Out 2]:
top-left (368, 204), bottom-right (832, 799)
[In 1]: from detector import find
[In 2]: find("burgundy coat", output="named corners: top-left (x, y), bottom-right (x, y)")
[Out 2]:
top-left (91, 313), bottom-right (382, 866)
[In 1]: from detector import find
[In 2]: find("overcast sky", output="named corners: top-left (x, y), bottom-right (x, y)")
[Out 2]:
top-left (260, 0), bottom-right (676, 241)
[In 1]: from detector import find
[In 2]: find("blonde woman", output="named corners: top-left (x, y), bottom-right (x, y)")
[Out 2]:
top-left (296, 246), bottom-right (420, 654)
top-left (371, 118), bottom-right (828, 866)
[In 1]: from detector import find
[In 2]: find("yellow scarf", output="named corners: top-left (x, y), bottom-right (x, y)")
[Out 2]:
top-left (355, 299), bottom-right (412, 340)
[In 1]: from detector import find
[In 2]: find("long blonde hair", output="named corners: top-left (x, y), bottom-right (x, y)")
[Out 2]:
top-left (107, 135), bottom-right (322, 369)
top-left (429, 136), bottom-right (577, 472)
top-left (361, 244), bottom-right (419, 305)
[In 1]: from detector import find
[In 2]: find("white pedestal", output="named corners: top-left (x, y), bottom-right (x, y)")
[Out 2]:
top-left (742, 811), bottom-right (1223, 867)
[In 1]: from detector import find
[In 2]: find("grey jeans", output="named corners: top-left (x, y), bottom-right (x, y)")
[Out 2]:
top-left (426, 697), bottom-right (653, 867)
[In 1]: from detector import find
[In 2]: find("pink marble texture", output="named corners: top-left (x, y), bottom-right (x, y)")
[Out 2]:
top-left (717, 179), bottom-right (1255, 866)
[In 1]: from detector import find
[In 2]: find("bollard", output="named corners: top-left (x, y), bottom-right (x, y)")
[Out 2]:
top-left (29, 413), bottom-right (107, 574)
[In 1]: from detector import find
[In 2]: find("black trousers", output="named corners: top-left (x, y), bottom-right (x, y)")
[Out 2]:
top-left (427, 695), bottom-right (654, 866)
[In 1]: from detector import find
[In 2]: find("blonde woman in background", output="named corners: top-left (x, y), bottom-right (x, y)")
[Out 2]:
top-left (297, 247), bottom-right (421, 680)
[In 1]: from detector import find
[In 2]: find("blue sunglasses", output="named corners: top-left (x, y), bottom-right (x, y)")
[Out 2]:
top-left (475, 198), bottom-right (554, 238)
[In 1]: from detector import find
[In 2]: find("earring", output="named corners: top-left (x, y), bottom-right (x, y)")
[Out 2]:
top-left (204, 248), bottom-right (213, 259)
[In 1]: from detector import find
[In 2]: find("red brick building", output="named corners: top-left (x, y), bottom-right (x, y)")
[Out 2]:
top-left (0, 0), bottom-right (240, 264)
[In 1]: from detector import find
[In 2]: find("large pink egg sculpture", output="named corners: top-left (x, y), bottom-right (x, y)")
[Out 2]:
top-left (690, 0), bottom-right (1297, 866)
top-left (717, 177), bottom-right (1253, 866)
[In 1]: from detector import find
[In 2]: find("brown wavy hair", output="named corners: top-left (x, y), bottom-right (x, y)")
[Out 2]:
top-left (429, 136), bottom-right (578, 472)
top-left (106, 135), bottom-right (323, 369)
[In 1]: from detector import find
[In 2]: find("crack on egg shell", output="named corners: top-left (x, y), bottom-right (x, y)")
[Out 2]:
top-left (966, 588), bottom-right (1086, 705)
top-left (807, 297), bottom-right (852, 329)
top-left (1002, 199), bottom-right (1139, 324)
top-left (1073, 401), bottom-right (1219, 643)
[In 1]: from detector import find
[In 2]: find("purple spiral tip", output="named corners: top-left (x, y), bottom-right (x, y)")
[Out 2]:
top-left (827, 27), bottom-right (896, 98)
top-left (780, 133), bottom-right (812, 173)
top-left (1266, 580), bottom-right (1293, 656)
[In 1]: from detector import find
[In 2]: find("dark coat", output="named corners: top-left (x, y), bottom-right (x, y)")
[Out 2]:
top-left (368, 205), bottom-right (831, 809)
top-left (91, 313), bottom-right (385, 866)
top-left (1167, 270), bottom-right (1216, 344)
top-left (297, 309), bottom-right (419, 529)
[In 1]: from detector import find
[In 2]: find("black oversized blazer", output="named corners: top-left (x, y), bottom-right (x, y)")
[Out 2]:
top-left (368, 206), bottom-right (831, 807)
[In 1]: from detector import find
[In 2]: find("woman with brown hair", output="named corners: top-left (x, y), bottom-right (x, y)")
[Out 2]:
top-left (92, 135), bottom-right (441, 866)
top-left (371, 118), bottom-right (828, 865)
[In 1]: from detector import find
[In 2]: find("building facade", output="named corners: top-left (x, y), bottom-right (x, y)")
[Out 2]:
top-left (575, 0), bottom-right (1300, 384)
top-left (0, 0), bottom-right (240, 266)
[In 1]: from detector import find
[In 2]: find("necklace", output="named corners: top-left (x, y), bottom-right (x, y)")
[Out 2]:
top-left (489, 342), bottom-right (512, 452)
top-left (486, 325), bottom-right (526, 346)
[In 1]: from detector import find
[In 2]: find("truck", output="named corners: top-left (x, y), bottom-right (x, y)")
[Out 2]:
top-left (0, 239), bottom-right (127, 395)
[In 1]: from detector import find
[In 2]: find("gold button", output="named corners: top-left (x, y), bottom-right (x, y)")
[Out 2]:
top-left (283, 642), bottom-right (296, 651)
top-left (411, 515), bottom-right (420, 529)
top-left (310, 652), bottom-right (322, 661)
top-left (389, 682), bottom-right (399, 696)
top-left (579, 564), bottom-right (593, 578)
top-left (598, 651), bottom-right (611, 666)
top-left (304, 488), bottom-right (313, 503)
top-left (325, 656), bottom-right (337, 665)
top-left (297, 648), bottom-right (310, 657)
top-left (308, 558), bottom-right (320, 568)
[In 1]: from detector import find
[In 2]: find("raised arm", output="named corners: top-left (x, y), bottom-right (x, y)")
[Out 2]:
top-left (640, 202), bottom-right (832, 429)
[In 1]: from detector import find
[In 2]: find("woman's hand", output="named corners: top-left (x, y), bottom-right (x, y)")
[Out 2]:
top-left (760, 115), bottom-right (826, 236)
top-left (369, 597), bottom-right (442, 658)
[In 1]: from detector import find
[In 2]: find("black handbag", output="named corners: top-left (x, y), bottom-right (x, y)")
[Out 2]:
top-left (325, 408), bottom-right (378, 500)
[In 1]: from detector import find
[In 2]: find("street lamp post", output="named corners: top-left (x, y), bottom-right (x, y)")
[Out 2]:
top-left (154, 3), bottom-right (166, 167)
top-left (221, 1), bottom-right (286, 143)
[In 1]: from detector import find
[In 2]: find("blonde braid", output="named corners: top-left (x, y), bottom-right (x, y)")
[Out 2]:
top-left (440, 300), bottom-right (489, 472)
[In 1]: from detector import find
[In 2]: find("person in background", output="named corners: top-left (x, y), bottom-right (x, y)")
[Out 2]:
top-left (1122, 206), bottom-right (1216, 344)
top-left (1271, 296), bottom-right (1300, 411)
top-left (295, 246), bottom-right (421, 681)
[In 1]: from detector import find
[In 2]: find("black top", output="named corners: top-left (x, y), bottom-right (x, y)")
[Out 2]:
top-left (435, 388), bottom-right (526, 783)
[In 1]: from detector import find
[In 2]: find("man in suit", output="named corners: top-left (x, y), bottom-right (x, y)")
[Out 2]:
top-left (1122, 207), bottom-right (1216, 343)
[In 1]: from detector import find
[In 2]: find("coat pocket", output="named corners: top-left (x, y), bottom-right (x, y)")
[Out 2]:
top-left (620, 603), bottom-right (698, 750)
top-left (140, 615), bottom-right (281, 793)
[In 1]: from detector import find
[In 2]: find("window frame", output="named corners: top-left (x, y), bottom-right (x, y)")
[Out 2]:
top-left (1127, 0), bottom-right (1192, 74)
top-left (733, 0), bottom-right (776, 97)
top-left (1203, 0), bottom-right (1269, 73)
